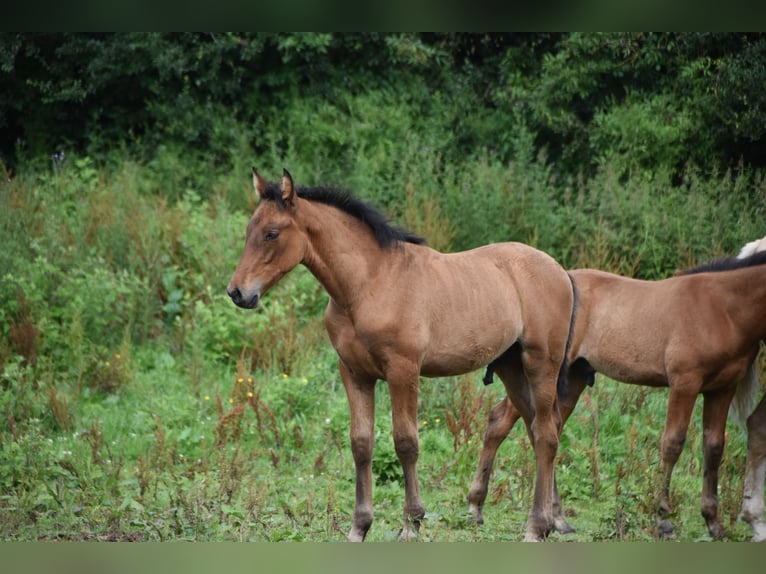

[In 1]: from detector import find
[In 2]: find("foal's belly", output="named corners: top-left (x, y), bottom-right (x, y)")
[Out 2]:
top-left (420, 350), bottom-right (496, 378)
top-left (587, 353), bottom-right (669, 388)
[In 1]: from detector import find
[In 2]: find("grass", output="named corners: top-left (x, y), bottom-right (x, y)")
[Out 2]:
top-left (0, 149), bottom-right (764, 542)
top-left (1, 353), bottom-right (756, 541)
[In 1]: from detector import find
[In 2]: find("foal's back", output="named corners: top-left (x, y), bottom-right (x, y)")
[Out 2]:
top-left (568, 267), bottom-right (760, 388)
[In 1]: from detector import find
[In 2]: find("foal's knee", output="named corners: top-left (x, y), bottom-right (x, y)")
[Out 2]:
top-left (393, 432), bottom-right (419, 462)
top-left (487, 398), bottom-right (510, 425)
top-left (350, 433), bottom-right (373, 466)
top-left (662, 432), bottom-right (686, 464)
top-left (702, 434), bottom-right (725, 467)
top-left (531, 417), bottom-right (559, 456)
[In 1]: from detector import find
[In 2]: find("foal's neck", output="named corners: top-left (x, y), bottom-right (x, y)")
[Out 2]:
top-left (299, 200), bottom-right (401, 309)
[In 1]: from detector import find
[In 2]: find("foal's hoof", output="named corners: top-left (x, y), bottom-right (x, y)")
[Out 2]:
top-left (656, 519), bottom-right (676, 540)
top-left (554, 516), bottom-right (576, 535)
top-left (398, 525), bottom-right (420, 542)
top-left (707, 522), bottom-right (726, 540)
top-left (523, 525), bottom-right (552, 542)
top-left (467, 502), bottom-right (484, 525)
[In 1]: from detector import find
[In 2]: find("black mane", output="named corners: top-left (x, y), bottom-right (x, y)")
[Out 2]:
top-left (260, 181), bottom-right (425, 248)
top-left (678, 249), bottom-right (766, 275)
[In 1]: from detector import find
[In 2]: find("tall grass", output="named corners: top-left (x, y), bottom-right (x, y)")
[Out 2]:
top-left (1, 111), bottom-right (765, 540)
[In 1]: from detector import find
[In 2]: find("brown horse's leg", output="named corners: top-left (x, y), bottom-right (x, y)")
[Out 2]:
top-left (741, 395), bottom-right (766, 542)
top-left (387, 362), bottom-right (426, 541)
top-left (339, 360), bottom-right (377, 542)
top-left (700, 389), bottom-right (735, 539)
top-left (467, 397), bottom-right (520, 524)
top-left (656, 385), bottom-right (698, 539)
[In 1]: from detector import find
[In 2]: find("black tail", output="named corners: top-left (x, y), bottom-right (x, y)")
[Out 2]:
top-left (556, 272), bottom-right (578, 401)
top-left (482, 363), bottom-right (496, 385)
top-left (483, 272), bottom-right (579, 394)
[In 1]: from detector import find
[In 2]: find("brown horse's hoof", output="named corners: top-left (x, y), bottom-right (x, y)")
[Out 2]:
top-left (656, 519), bottom-right (676, 540)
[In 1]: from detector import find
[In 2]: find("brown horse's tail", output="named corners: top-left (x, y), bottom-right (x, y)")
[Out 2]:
top-left (730, 360), bottom-right (760, 427)
top-left (556, 272), bottom-right (579, 401)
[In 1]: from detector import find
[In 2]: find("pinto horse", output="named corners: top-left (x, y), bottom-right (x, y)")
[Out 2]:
top-left (469, 249), bottom-right (766, 540)
top-left (227, 169), bottom-right (575, 541)
top-left (734, 237), bottom-right (766, 542)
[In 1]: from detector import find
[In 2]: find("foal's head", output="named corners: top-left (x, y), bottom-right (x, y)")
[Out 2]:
top-left (227, 169), bottom-right (306, 309)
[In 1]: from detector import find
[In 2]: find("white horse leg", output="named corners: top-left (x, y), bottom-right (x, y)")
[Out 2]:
top-left (740, 396), bottom-right (766, 542)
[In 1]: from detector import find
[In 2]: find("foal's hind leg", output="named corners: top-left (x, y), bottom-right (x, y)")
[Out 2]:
top-left (468, 370), bottom-right (590, 533)
top-left (699, 389), bottom-right (736, 539)
top-left (740, 395), bottom-right (766, 542)
top-left (495, 346), bottom-right (563, 541)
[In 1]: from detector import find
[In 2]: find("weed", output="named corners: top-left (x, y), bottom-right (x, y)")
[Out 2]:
top-left (6, 294), bottom-right (40, 368)
top-left (46, 383), bottom-right (72, 432)
top-left (444, 375), bottom-right (486, 452)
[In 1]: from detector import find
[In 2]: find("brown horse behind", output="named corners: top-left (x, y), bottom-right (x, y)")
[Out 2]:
top-left (468, 249), bottom-right (766, 540)
top-left (227, 169), bottom-right (575, 541)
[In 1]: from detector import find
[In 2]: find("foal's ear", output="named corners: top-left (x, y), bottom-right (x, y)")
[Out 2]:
top-left (252, 168), bottom-right (267, 200)
top-left (280, 168), bottom-right (296, 207)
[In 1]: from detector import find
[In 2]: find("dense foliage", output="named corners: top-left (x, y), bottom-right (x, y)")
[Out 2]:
top-left (3, 33), bottom-right (766, 173)
top-left (1, 33), bottom-right (765, 541)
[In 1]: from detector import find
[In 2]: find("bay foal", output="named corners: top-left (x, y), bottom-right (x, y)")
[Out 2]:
top-left (228, 169), bottom-right (575, 541)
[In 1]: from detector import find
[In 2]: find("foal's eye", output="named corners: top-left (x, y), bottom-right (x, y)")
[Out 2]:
top-left (264, 230), bottom-right (279, 241)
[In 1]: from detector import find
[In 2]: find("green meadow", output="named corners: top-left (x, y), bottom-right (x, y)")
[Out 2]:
top-left (2, 33), bottom-right (765, 541)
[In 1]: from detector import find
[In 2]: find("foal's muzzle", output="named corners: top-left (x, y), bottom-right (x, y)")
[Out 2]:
top-left (227, 286), bottom-right (259, 309)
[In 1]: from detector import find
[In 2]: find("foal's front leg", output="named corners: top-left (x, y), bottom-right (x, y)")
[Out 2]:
top-left (700, 389), bottom-right (735, 539)
top-left (339, 361), bottom-right (377, 541)
top-left (387, 362), bottom-right (426, 541)
top-left (656, 385), bottom-right (698, 539)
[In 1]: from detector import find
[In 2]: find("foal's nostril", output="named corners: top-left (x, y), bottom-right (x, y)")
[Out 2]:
top-left (227, 286), bottom-right (242, 304)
